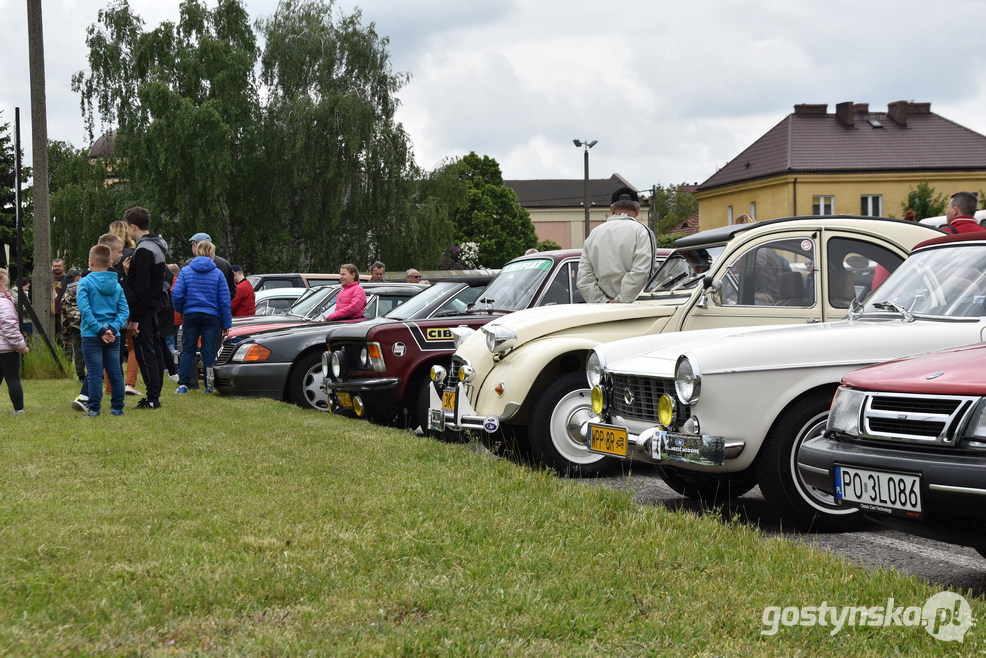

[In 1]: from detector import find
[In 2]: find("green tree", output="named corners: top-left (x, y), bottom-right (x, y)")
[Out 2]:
top-left (47, 140), bottom-right (141, 265)
top-left (0, 111), bottom-right (32, 270)
top-left (902, 181), bottom-right (948, 220)
top-left (71, 0), bottom-right (430, 272)
top-left (648, 183), bottom-right (697, 236)
top-left (443, 152), bottom-right (537, 268)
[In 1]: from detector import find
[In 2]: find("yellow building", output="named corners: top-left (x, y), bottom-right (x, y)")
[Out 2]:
top-left (695, 101), bottom-right (986, 228)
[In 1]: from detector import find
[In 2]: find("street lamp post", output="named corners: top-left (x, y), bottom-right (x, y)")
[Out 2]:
top-left (573, 139), bottom-right (597, 239)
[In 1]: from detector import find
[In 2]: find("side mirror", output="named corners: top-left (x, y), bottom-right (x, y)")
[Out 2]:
top-left (697, 276), bottom-right (722, 308)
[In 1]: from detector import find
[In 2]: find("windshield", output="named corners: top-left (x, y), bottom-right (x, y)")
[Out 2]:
top-left (385, 282), bottom-right (460, 320)
top-left (471, 258), bottom-right (553, 311)
top-left (862, 245), bottom-right (986, 319)
top-left (646, 245), bottom-right (726, 292)
top-left (289, 286), bottom-right (339, 317)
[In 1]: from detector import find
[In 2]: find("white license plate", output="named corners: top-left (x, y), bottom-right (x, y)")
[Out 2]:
top-left (834, 465), bottom-right (922, 516)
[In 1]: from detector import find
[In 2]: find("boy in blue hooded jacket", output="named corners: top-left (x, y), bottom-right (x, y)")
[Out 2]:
top-left (77, 244), bottom-right (130, 417)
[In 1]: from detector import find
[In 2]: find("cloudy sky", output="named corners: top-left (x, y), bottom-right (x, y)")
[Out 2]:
top-left (3, 0), bottom-right (986, 191)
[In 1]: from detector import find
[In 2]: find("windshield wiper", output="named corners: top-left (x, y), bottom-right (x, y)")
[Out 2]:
top-left (872, 300), bottom-right (915, 322)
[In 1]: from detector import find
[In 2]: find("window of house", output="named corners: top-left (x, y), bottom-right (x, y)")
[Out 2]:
top-left (860, 195), bottom-right (883, 216)
top-left (727, 206), bottom-right (734, 224)
top-left (812, 196), bottom-right (835, 215)
top-left (749, 202), bottom-right (757, 219)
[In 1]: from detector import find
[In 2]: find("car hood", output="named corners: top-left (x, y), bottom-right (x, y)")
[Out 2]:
top-left (599, 318), bottom-right (986, 379)
top-left (228, 319), bottom-right (308, 338)
top-left (841, 341), bottom-right (986, 395)
top-left (480, 299), bottom-right (682, 345)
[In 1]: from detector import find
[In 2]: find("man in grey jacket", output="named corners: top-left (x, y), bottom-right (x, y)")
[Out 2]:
top-left (576, 186), bottom-right (656, 303)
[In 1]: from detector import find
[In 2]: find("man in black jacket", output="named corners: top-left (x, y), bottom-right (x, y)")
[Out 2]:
top-left (124, 206), bottom-right (170, 409)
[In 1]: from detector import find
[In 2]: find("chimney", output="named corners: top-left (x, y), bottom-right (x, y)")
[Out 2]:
top-left (887, 101), bottom-right (909, 126)
top-left (794, 103), bottom-right (828, 116)
top-left (852, 103), bottom-right (869, 114)
top-left (835, 101), bottom-right (855, 127)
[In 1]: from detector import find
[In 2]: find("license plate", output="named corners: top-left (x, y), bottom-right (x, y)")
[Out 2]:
top-left (336, 392), bottom-right (353, 408)
top-left (442, 390), bottom-right (456, 411)
top-left (834, 465), bottom-right (922, 516)
top-left (587, 423), bottom-right (628, 457)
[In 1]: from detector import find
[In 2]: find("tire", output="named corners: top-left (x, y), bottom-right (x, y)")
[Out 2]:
top-left (528, 372), bottom-right (613, 477)
top-left (658, 466), bottom-right (757, 506)
top-left (287, 351), bottom-right (329, 411)
top-left (755, 390), bottom-right (864, 532)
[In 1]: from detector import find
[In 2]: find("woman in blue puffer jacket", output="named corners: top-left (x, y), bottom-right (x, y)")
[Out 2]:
top-left (171, 241), bottom-right (232, 394)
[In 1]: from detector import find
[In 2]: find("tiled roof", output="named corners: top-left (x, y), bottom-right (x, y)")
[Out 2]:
top-left (505, 174), bottom-right (638, 208)
top-left (697, 102), bottom-right (986, 191)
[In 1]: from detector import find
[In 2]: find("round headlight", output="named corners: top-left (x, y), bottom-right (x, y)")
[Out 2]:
top-left (674, 354), bottom-right (701, 405)
top-left (430, 365), bottom-right (447, 383)
top-left (331, 350), bottom-right (343, 379)
top-left (359, 347), bottom-right (369, 367)
top-left (658, 394), bottom-right (676, 426)
top-left (586, 350), bottom-right (607, 388)
top-left (482, 324), bottom-right (518, 354)
top-left (591, 385), bottom-right (606, 415)
top-left (458, 365), bottom-right (475, 383)
top-left (321, 351), bottom-right (330, 379)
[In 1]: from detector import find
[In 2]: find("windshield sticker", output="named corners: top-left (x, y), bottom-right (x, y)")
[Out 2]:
top-left (801, 239), bottom-right (813, 252)
top-left (503, 259), bottom-right (552, 272)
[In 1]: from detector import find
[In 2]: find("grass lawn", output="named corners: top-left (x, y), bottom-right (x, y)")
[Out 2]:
top-left (1, 379), bottom-right (983, 655)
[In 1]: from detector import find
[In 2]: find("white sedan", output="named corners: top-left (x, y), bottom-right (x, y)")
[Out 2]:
top-left (584, 233), bottom-right (986, 531)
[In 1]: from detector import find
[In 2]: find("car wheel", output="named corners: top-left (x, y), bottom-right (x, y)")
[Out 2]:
top-left (416, 379), bottom-right (464, 443)
top-left (657, 466), bottom-right (757, 505)
top-left (528, 372), bottom-right (614, 477)
top-left (756, 390), bottom-right (864, 532)
top-left (287, 351), bottom-right (329, 411)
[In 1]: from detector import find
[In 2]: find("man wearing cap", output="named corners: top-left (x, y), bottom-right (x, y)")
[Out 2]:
top-left (186, 232), bottom-right (237, 301)
top-left (576, 186), bottom-right (656, 303)
top-left (230, 265), bottom-right (256, 317)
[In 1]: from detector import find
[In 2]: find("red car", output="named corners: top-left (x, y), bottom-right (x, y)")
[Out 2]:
top-left (799, 343), bottom-right (986, 557)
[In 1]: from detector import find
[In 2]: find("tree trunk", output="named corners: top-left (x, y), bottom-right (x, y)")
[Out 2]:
top-left (27, 0), bottom-right (53, 341)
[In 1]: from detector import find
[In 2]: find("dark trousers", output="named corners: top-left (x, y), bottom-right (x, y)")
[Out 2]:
top-left (133, 310), bottom-right (166, 402)
top-left (68, 328), bottom-right (85, 381)
top-left (0, 351), bottom-right (24, 412)
top-left (82, 336), bottom-right (124, 414)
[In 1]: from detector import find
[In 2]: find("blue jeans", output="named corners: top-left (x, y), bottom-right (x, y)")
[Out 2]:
top-left (82, 336), bottom-right (125, 414)
top-left (179, 312), bottom-right (221, 387)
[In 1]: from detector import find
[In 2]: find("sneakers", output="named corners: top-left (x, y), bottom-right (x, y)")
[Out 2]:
top-left (135, 398), bottom-right (162, 410)
top-left (12, 409), bottom-right (25, 415)
top-left (82, 410), bottom-right (100, 418)
top-left (203, 388), bottom-right (214, 395)
top-left (168, 373), bottom-right (180, 383)
top-left (175, 385), bottom-right (189, 394)
top-left (72, 395), bottom-right (89, 412)
top-left (125, 385), bottom-right (142, 396)
top-left (110, 410), bottom-right (124, 417)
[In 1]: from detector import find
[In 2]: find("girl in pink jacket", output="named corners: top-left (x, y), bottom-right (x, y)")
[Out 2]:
top-left (0, 268), bottom-right (29, 413)
top-left (327, 264), bottom-right (367, 321)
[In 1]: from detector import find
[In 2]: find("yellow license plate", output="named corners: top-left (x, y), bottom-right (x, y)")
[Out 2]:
top-left (336, 392), bottom-right (353, 408)
top-left (588, 423), bottom-right (628, 457)
top-left (442, 390), bottom-right (456, 411)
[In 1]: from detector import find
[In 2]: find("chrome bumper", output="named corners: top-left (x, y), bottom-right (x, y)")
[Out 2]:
top-left (321, 376), bottom-right (399, 393)
top-left (590, 420), bottom-right (745, 468)
top-left (427, 382), bottom-right (522, 433)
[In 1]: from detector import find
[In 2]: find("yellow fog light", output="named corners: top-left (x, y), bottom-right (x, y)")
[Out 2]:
top-left (353, 396), bottom-right (365, 417)
top-left (591, 385), bottom-right (606, 415)
top-left (430, 365), bottom-right (447, 383)
top-left (458, 365), bottom-right (475, 383)
top-left (658, 394), bottom-right (675, 426)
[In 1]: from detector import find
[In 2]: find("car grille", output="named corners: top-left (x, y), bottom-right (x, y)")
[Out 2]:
top-left (859, 392), bottom-right (978, 445)
top-left (607, 373), bottom-right (675, 422)
top-left (215, 342), bottom-right (237, 365)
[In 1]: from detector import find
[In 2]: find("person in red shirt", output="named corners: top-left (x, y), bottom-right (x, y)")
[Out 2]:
top-left (946, 191), bottom-right (986, 233)
top-left (230, 265), bottom-right (256, 317)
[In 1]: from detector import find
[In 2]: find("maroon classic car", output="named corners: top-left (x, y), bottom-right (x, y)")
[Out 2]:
top-left (319, 249), bottom-right (589, 428)
top-left (799, 343), bottom-right (986, 557)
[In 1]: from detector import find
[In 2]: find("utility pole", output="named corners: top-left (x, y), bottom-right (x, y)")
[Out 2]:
top-left (573, 139), bottom-right (597, 239)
